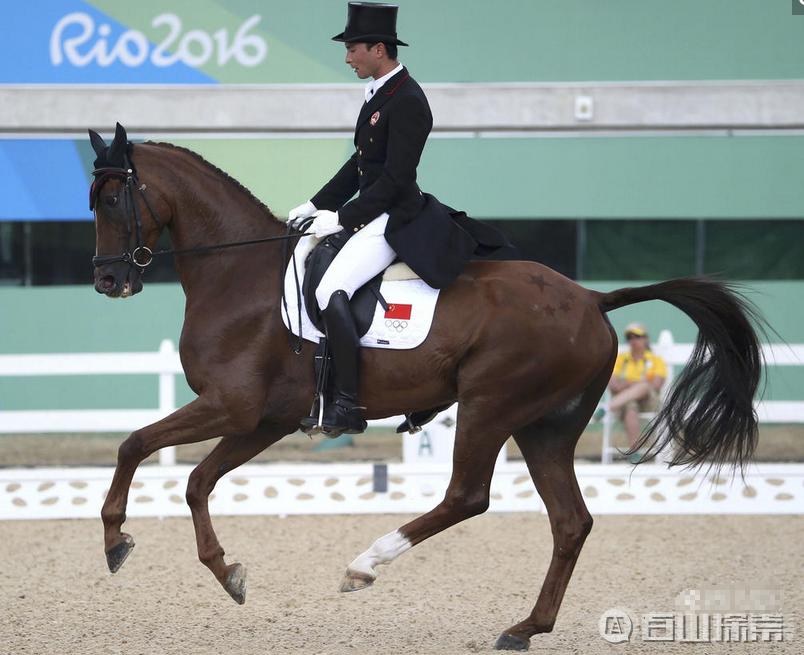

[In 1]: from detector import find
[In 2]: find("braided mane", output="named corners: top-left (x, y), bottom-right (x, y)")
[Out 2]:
top-left (144, 141), bottom-right (280, 222)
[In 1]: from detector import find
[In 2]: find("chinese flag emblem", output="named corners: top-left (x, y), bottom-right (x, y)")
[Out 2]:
top-left (384, 303), bottom-right (412, 320)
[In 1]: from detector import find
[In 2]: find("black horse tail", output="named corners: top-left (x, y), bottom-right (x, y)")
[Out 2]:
top-left (597, 277), bottom-right (768, 473)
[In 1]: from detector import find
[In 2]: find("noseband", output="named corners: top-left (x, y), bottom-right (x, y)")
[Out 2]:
top-left (90, 157), bottom-right (162, 272)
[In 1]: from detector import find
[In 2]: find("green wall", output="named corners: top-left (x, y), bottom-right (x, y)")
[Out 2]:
top-left (1, 280), bottom-right (802, 412)
top-left (168, 135), bottom-right (804, 221)
top-left (90, 0), bottom-right (804, 83)
top-left (422, 136), bottom-right (804, 220)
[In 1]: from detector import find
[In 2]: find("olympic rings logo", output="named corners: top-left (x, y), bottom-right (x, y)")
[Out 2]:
top-left (385, 319), bottom-right (408, 332)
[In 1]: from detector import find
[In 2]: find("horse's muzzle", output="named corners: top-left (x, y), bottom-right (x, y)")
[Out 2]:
top-left (94, 266), bottom-right (142, 298)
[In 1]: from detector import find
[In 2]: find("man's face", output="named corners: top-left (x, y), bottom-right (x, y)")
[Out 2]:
top-left (345, 42), bottom-right (380, 79)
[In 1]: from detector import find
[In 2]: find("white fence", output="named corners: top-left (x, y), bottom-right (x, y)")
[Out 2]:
top-left (1, 334), bottom-right (803, 519)
top-left (0, 338), bottom-right (450, 466)
top-left (0, 339), bottom-right (184, 464)
top-left (1, 332), bottom-right (802, 463)
top-left (2, 462), bottom-right (801, 520)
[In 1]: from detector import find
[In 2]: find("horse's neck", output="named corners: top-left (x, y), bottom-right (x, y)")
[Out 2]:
top-left (164, 160), bottom-right (287, 305)
top-left (168, 174), bottom-right (284, 249)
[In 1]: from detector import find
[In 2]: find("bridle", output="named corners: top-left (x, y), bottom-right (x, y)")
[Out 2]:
top-left (90, 157), bottom-right (163, 272)
top-left (90, 151), bottom-right (311, 273)
top-left (90, 146), bottom-right (313, 353)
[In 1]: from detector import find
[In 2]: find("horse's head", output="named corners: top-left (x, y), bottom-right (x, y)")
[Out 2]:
top-left (89, 123), bottom-right (166, 298)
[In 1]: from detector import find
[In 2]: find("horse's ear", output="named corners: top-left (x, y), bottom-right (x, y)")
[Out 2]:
top-left (88, 129), bottom-right (107, 157)
top-left (106, 122), bottom-right (129, 166)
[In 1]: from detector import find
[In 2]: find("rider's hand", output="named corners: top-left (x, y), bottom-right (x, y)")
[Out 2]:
top-left (308, 210), bottom-right (344, 239)
top-left (287, 200), bottom-right (317, 227)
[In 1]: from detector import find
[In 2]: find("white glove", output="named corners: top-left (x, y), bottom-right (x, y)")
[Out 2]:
top-left (308, 210), bottom-right (344, 239)
top-left (287, 200), bottom-right (317, 227)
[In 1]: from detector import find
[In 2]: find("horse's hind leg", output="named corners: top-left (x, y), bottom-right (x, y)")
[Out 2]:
top-left (101, 396), bottom-right (252, 573)
top-left (341, 404), bottom-right (509, 591)
top-left (184, 423), bottom-right (292, 604)
top-left (495, 369), bottom-right (611, 651)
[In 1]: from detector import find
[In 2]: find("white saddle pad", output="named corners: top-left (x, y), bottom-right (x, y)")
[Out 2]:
top-left (282, 234), bottom-right (440, 350)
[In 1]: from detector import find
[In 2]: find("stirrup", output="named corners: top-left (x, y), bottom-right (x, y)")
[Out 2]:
top-left (395, 405), bottom-right (451, 434)
top-left (403, 415), bottom-right (422, 434)
top-left (299, 392), bottom-right (328, 436)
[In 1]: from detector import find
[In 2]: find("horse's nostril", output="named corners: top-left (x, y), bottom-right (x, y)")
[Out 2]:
top-left (102, 276), bottom-right (114, 289)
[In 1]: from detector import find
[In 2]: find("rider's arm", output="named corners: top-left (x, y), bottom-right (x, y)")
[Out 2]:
top-left (311, 152), bottom-right (360, 212)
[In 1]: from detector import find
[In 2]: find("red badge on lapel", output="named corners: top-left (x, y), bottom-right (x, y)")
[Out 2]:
top-left (370, 111), bottom-right (380, 126)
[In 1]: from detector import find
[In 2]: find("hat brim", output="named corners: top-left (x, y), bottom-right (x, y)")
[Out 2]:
top-left (332, 32), bottom-right (408, 46)
top-left (625, 330), bottom-right (647, 337)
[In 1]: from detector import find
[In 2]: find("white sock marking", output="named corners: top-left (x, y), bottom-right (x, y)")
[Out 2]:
top-left (348, 529), bottom-right (411, 578)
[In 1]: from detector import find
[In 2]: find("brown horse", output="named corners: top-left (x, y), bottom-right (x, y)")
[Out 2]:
top-left (89, 124), bottom-right (765, 651)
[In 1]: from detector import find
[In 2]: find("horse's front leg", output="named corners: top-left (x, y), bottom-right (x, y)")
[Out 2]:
top-left (102, 395), bottom-right (250, 573)
top-left (184, 423), bottom-right (294, 604)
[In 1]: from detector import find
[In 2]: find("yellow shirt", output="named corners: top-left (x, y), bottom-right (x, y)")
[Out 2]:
top-left (613, 351), bottom-right (667, 383)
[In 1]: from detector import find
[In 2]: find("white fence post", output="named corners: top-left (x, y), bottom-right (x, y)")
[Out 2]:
top-left (158, 339), bottom-right (177, 466)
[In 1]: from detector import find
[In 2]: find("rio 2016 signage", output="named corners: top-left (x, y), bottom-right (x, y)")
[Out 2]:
top-left (51, 12), bottom-right (267, 69)
top-left (3, 2), bottom-right (344, 85)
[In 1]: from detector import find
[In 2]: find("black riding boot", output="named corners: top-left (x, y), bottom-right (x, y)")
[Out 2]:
top-left (320, 290), bottom-right (367, 435)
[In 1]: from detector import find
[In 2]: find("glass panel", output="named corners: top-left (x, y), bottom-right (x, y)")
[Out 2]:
top-left (0, 222), bottom-right (181, 286)
top-left (584, 220), bottom-right (697, 280)
top-left (481, 219), bottom-right (577, 280)
top-left (0, 222), bottom-right (24, 285)
top-left (6, 218), bottom-right (804, 286)
top-left (705, 220), bottom-right (804, 280)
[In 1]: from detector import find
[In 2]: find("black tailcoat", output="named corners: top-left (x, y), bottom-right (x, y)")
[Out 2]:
top-left (311, 67), bottom-right (510, 289)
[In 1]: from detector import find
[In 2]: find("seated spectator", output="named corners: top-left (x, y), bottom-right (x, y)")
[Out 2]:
top-left (597, 322), bottom-right (666, 461)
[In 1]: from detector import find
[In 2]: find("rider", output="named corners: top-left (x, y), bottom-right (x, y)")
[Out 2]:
top-left (289, 2), bottom-right (511, 435)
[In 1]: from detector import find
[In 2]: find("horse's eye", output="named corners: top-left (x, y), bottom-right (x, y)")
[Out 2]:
top-left (105, 196), bottom-right (119, 207)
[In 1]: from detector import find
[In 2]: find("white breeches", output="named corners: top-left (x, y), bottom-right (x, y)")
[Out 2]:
top-left (315, 212), bottom-right (397, 310)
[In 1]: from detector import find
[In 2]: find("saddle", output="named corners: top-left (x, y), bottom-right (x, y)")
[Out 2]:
top-left (301, 230), bottom-right (388, 337)
top-left (295, 232), bottom-right (447, 435)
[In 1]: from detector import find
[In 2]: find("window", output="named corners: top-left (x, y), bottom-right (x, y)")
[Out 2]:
top-left (0, 222), bottom-right (178, 286)
top-left (479, 219), bottom-right (577, 280)
top-left (583, 220), bottom-right (698, 280)
top-left (1, 218), bottom-right (803, 286)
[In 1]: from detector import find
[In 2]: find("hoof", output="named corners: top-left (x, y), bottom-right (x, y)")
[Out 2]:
top-left (494, 633), bottom-right (530, 651)
top-left (339, 568), bottom-right (375, 593)
top-left (106, 536), bottom-right (135, 573)
top-left (225, 563), bottom-right (247, 605)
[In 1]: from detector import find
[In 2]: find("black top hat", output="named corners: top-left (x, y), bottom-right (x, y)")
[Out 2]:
top-left (332, 2), bottom-right (408, 46)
